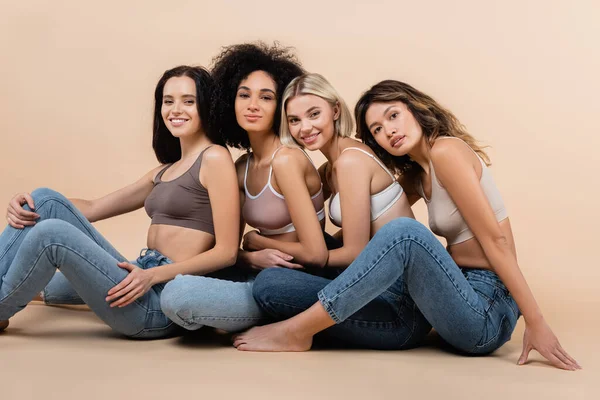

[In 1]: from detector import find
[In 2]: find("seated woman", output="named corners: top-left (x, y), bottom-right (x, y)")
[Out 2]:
top-left (243, 73), bottom-right (431, 349)
top-left (233, 80), bottom-right (580, 372)
top-left (159, 43), bottom-right (330, 333)
top-left (0, 65), bottom-right (239, 338)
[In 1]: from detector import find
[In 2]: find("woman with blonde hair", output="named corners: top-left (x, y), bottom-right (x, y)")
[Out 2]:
top-left (239, 73), bottom-right (431, 349)
top-left (233, 79), bottom-right (580, 372)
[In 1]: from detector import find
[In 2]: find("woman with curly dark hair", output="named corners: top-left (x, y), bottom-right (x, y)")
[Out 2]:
top-left (159, 43), bottom-right (331, 333)
top-left (1, 66), bottom-right (240, 337)
top-left (232, 80), bottom-right (580, 372)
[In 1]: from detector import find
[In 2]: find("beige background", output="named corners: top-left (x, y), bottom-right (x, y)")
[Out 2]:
top-left (0, 1), bottom-right (598, 398)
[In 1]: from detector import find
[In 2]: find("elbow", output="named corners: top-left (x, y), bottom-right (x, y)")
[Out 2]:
top-left (216, 245), bottom-right (238, 267)
top-left (224, 248), bottom-right (238, 267)
top-left (305, 247), bottom-right (329, 268)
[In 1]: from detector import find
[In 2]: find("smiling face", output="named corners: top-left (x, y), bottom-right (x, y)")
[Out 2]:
top-left (285, 94), bottom-right (339, 150)
top-left (364, 101), bottom-right (423, 156)
top-left (234, 70), bottom-right (278, 134)
top-left (161, 76), bottom-right (202, 138)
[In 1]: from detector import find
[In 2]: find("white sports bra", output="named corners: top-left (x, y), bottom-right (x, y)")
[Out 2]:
top-left (329, 147), bottom-right (403, 228)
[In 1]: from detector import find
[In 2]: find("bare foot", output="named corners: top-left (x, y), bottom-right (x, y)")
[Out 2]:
top-left (232, 320), bottom-right (313, 352)
top-left (0, 320), bottom-right (8, 332)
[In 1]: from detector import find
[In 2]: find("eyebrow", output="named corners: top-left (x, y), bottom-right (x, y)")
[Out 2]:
top-left (237, 86), bottom-right (276, 95)
top-left (368, 105), bottom-right (395, 130)
top-left (162, 94), bottom-right (196, 98)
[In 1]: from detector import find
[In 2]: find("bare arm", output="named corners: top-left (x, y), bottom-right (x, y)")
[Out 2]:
top-left (151, 146), bottom-right (240, 282)
top-left (325, 152), bottom-right (373, 268)
top-left (72, 166), bottom-right (164, 222)
top-left (245, 148), bottom-right (328, 267)
top-left (397, 174), bottom-right (421, 206)
top-left (432, 139), bottom-right (579, 370)
top-left (6, 166), bottom-right (164, 227)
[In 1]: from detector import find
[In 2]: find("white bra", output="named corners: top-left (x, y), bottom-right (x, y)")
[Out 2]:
top-left (328, 147), bottom-right (403, 228)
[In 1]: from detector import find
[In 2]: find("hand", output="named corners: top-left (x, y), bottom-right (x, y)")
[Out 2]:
top-left (247, 249), bottom-right (303, 270)
top-left (242, 230), bottom-right (264, 251)
top-left (106, 262), bottom-right (155, 308)
top-left (6, 192), bottom-right (40, 229)
top-left (518, 318), bottom-right (581, 370)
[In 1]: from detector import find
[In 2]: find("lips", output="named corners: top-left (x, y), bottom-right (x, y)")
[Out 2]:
top-left (245, 115), bottom-right (262, 122)
top-left (301, 133), bottom-right (319, 145)
top-left (169, 118), bottom-right (189, 127)
top-left (390, 135), bottom-right (406, 148)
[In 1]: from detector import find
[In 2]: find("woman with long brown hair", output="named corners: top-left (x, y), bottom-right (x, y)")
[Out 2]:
top-left (234, 80), bottom-right (580, 371)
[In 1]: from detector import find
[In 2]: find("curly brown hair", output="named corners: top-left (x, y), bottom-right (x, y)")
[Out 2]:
top-left (210, 42), bottom-right (304, 150)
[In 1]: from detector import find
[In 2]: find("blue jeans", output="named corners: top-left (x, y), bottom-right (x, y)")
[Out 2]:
top-left (0, 188), bottom-right (178, 339)
top-left (253, 218), bottom-right (521, 354)
top-left (158, 232), bottom-right (345, 333)
top-left (160, 267), bottom-right (267, 333)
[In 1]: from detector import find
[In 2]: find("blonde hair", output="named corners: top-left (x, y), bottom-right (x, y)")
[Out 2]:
top-left (279, 73), bottom-right (354, 148)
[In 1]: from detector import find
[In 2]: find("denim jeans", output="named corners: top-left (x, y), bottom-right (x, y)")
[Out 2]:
top-left (0, 188), bottom-right (178, 339)
top-left (253, 218), bottom-right (521, 354)
top-left (159, 266), bottom-right (267, 333)
top-left (158, 232), bottom-right (346, 333)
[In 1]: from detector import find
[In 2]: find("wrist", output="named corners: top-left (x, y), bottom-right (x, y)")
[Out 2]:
top-left (239, 250), bottom-right (254, 266)
top-left (523, 310), bottom-right (545, 326)
top-left (148, 267), bottom-right (162, 285)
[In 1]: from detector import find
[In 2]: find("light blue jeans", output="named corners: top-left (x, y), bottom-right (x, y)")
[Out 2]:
top-left (254, 218), bottom-right (521, 353)
top-left (0, 188), bottom-right (178, 338)
top-left (159, 267), bottom-right (267, 333)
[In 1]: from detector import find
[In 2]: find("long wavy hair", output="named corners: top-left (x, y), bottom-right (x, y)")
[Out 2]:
top-left (355, 80), bottom-right (489, 184)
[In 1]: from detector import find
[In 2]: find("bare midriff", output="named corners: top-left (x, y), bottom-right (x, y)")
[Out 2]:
top-left (447, 218), bottom-right (516, 270)
top-left (146, 224), bottom-right (215, 262)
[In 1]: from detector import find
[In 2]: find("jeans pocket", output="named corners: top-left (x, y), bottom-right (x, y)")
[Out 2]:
top-left (472, 292), bottom-right (519, 354)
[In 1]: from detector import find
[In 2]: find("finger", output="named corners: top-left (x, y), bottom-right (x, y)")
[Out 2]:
top-left (274, 250), bottom-right (293, 261)
top-left (552, 349), bottom-right (577, 371)
top-left (14, 204), bottom-right (39, 220)
top-left (544, 351), bottom-right (574, 371)
top-left (8, 203), bottom-right (37, 222)
top-left (116, 288), bottom-right (144, 308)
top-left (109, 285), bottom-right (139, 307)
top-left (10, 199), bottom-right (39, 220)
top-left (117, 262), bottom-right (135, 272)
top-left (277, 260), bottom-right (304, 269)
top-left (6, 214), bottom-right (25, 229)
top-left (558, 345), bottom-right (582, 369)
top-left (518, 343), bottom-right (532, 365)
top-left (107, 275), bottom-right (134, 297)
top-left (7, 212), bottom-right (36, 227)
top-left (23, 193), bottom-right (36, 210)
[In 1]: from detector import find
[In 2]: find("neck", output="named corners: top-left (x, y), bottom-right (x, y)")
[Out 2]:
top-left (319, 135), bottom-right (344, 164)
top-left (407, 137), bottom-right (432, 174)
top-left (248, 130), bottom-right (280, 163)
top-left (179, 132), bottom-right (211, 159)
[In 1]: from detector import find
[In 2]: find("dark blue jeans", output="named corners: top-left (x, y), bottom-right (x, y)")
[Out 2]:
top-left (253, 218), bottom-right (520, 353)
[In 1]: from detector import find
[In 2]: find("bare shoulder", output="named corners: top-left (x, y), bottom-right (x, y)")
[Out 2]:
top-left (430, 137), bottom-right (477, 166)
top-left (148, 163), bottom-right (168, 182)
top-left (271, 146), bottom-right (308, 170)
top-left (334, 148), bottom-right (369, 172)
top-left (202, 145), bottom-right (234, 166)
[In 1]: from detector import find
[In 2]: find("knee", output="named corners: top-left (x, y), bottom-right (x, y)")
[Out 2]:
top-left (31, 219), bottom-right (74, 241)
top-left (378, 217), bottom-right (429, 239)
top-left (160, 276), bottom-right (194, 320)
top-left (30, 188), bottom-right (67, 205)
top-left (252, 268), bottom-right (291, 304)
